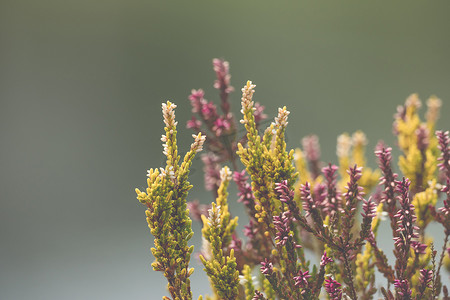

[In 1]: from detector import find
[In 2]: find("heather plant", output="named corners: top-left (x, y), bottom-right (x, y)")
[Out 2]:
top-left (135, 59), bottom-right (450, 299)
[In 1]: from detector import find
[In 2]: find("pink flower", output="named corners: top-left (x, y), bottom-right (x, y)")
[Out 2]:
top-left (212, 116), bottom-right (231, 136)
top-left (186, 116), bottom-right (202, 131)
top-left (188, 89), bottom-right (205, 113)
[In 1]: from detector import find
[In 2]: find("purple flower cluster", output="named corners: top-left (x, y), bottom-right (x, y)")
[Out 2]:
top-left (440, 181), bottom-right (450, 216)
top-left (300, 182), bottom-right (316, 217)
top-left (437, 130), bottom-right (450, 178)
top-left (375, 146), bottom-right (398, 206)
top-left (302, 135), bottom-right (321, 179)
top-left (234, 170), bottom-right (255, 206)
top-left (416, 124), bottom-right (430, 152)
top-left (393, 178), bottom-right (419, 250)
top-left (320, 251), bottom-right (333, 267)
top-left (201, 153), bottom-right (221, 192)
top-left (260, 258), bottom-right (273, 275)
top-left (361, 198), bottom-right (377, 219)
top-left (188, 88), bottom-right (230, 138)
top-left (213, 58), bottom-right (234, 96)
top-left (274, 180), bottom-right (294, 204)
top-left (322, 164), bottom-right (341, 216)
top-left (419, 269), bottom-right (433, 288)
top-left (293, 270), bottom-right (311, 288)
top-left (343, 166), bottom-right (364, 209)
top-left (394, 279), bottom-right (411, 298)
top-left (273, 211), bottom-right (293, 247)
top-left (251, 290), bottom-right (265, 300)
top-left (324, 277), bottom-right (342, 300)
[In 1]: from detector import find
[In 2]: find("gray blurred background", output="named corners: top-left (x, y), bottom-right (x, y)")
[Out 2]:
top-left (1, 0), bottom-right (450, 299)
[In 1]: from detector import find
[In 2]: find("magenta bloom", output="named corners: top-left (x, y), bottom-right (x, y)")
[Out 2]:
top-left (273, 211), bottom-right (293, 247)
top-left (293, 270), bottom-right (311, 288)
top-left (260, 259), bottom-right (273, 275)
top-left (275, 180), bottom-right (294, 204)
top-left (394, 279), bottom-right (411, 297)
top-left (324, 277), bottom-right (342, 300)
top-left (320, 251), bottom-right (333, 267)
top-left (188, 89), bottom-right (205, 113)
top-left (212, 116), bottom-right (231, 136)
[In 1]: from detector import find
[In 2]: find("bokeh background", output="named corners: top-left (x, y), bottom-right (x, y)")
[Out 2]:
top-left (1, 0), bottom-right (450, 299)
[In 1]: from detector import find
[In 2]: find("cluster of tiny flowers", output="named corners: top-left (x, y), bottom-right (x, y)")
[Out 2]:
top-left (405, 93), bottom-right (421, 109)
top-left (426, 96), bottom-right (442, 123)
top-left (240, 81), bottom-right (256, 124)
top-left (437, 130), bottom-right (450, 177)
top-left (212, 116), bottom-right (231, 136)
top-left (274, 180), bottom-right (294, 204)
top-left (293, 270), bottom-right (311, 288)
top-left (190, 133), bottom-right (206, 153)
top-left (300, 182), bottom-right (316, 217)
top-left (411, 240), bottom-right (427, 255)
top-left (313, 183), bottom-right (327, 212)
top-left (260, 259), bottom-right (273, 275)
top-left (138, 61), bottom-right (450, 300)
top-left (393, 178), bottom-right (419, 249)
top-left (219, 166), bottom-right (232, 182)
top-left (243, 219), bottom-right (257, 240)
top-left (342, 166), bottom-right (364, 211)
top-left (213, 58), bottom-right (234, 94)
top-left (440, 181), bottom-right (450, 216)
top-left (416, 124), bottom-right (430, 152)
top-left (322, 164), bottom-right (341, 215)
top-left (188, 89), bottom-right (205, 114)
top-left (207, 205), bottom-right (221, 228)
top-left (336, 133), bottom-right (352, 158)
top-left (352, 131), bottom-right (367, 147)
top-left (201, 153), bottom-right (221, 191)
top-left (162, 101), bottom-right (178, 128)
top-left (320, 251), bottom-right (333, 267)
top-left (302, 135), bottom-right (321, 163)
top-left (324, 277), bottom-right (342, 300)
top-left (375, 146), bottom-right (398, 205)
top-left (161, 134), bottom-right (169, 156)
top-left (233, 170), bottom-right (254, 206)
top-left (273, 211), bottom-right (294, 247)
top-left (419, 269), bottom-right (433, 288)
top-left (274, 106), bottom-right (290, 128)
top-left (361, 198), bottom-right (377, 219)
top-left (252, 290), bottom-right (265, 300)
top-left (394, 279), bottom-right (411, 298)
top-left (253, 102), bottom-right (267, 124)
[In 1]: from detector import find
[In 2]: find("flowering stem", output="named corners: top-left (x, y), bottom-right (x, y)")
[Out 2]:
top-left (434, 233), bottom-right (449, 297)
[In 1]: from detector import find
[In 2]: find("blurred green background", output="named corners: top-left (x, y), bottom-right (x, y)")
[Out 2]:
top-left (1, 0), bottom-right (449, 299)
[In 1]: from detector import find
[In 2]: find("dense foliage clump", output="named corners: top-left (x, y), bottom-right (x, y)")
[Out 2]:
top-left (136, 59), bottom-right (449, 300)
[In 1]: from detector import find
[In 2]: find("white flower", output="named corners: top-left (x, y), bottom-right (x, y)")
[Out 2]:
top-left (239, 275), bottom-right (257, 285)
top-left (162, 101), bottom-right (177, 128)
top-left (240, 81), bottom-right (256, 114)
top-left (190, 133), bottom-right (206, 153)
top-left (220, 166), bottom-right (232, 182)
top-left (274, 106), bottom-right (290, 128)
top-left (337, 133), bottom-right (352, 158)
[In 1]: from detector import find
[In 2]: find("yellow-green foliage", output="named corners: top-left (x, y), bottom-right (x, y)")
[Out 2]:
top-left (136, 101), bottom-right (206, 300)
top-left (237, 81), bottom-right (297, 231)
top-left (262, 277), bottom-right (275, 300)
top-left (412, 181), bottom-right (438, 229)
top-left (396, 94), bottom-right (440, 193)
top-left (200, 166), bottom-right (239, 300)
top-left (337, 131), bottom-right (379, 193)
top-left (137, 78), bottom-right (448, 299)
top-left (242, 265), bottom-right (255, 300)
